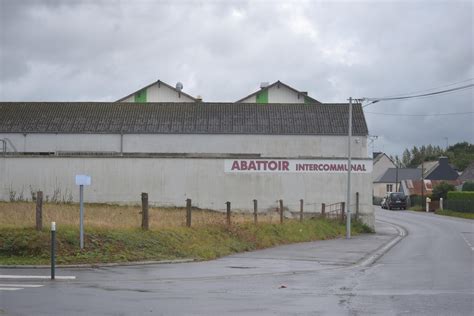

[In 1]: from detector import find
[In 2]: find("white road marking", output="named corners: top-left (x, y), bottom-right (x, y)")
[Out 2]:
top-left (461, 234), bottom-right (474, 251)
top-left (0, 287), bottom-right (22, 291)
top-left (0, 275), bottom-right (76, 280)
top-left (0, 284), bottom-right (44, 288)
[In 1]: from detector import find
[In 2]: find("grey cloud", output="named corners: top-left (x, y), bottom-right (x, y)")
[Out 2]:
top-left (0, 0), bottom-right (472, 156)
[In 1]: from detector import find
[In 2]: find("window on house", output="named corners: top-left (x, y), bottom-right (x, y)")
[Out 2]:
top-left (386, 184), bottom-right (393, 192)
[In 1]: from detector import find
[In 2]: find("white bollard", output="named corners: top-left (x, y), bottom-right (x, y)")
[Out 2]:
top-left (426, 197), bottom-right (431, 212)
top-left (440, 198), bottom-right (443, 210)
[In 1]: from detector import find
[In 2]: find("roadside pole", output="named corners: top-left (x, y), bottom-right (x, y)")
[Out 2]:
top-left (51, 222), bottom-right (56, 280)
top-left (75, 175), bottom-right (91, 250)
top-left (346, 97), bottom-right (353, 239)
top-left (79, 184), bottom-right (84, 249)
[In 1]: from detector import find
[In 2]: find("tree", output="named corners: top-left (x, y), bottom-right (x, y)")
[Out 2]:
top-left (399, 142), bottom-right (473, 171)
top-left (432, 182), bottom-right (456, 200)
top-left (402, 149), bottom-right (411, 167)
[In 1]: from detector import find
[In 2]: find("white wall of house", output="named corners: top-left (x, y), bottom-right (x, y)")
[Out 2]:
top-left (373, 182), bottom-right (396, 198)
top-left (372, 154), bottom-right (396, 181)
top-left (240, 85), bottom-right (307, 103)
top-left (121, 83), bottom-right (195, 102)
top-left (0, 156), bottom-right (375, 227)
top-left (1, 133), bottom-right (369, 158)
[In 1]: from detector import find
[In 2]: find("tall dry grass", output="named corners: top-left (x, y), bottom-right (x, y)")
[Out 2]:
top-left (0, 202), bottom-right (281, 229)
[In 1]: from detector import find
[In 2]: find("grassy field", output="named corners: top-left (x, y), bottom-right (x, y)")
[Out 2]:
top-left (0, 201), bottom-right (282, 229)
top-left (0, 202), bottom-right (373, 265)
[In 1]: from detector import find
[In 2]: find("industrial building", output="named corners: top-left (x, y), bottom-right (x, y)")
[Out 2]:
top-left (0, 85), bottom-right (374, 227)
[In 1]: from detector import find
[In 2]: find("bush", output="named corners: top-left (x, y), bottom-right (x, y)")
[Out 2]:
top-left (432, 182), bottom-right (455, 200)
top-left (447, 191), bottom-right (474, 201)
top-left (462, 181), bottom-right (474, 191)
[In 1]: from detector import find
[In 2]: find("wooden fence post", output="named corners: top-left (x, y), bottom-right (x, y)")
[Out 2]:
top-left (186, 198), bottom-right (192, 227)
top-left (300, 199), bottom-right (304, 222)
top-left (35, 191), bottom-right (43, 231)
top-left (226, 201), bottom-right (231, 226)
top-left (341, 202), bottom-right (345, 223)
top-left (356, 192), bottom-right (360, 221)
top-left (141, 193), bottom-right (149, 230)
top-left (253, 199), bottom-right (258, 224)
top-left (321, 203), bottom-right (326, 218)
top-left (279, 199), bottom-right (284, 224)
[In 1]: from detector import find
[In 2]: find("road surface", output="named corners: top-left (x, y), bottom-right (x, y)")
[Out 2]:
top-left (1, 207), bottom-right (473, 315)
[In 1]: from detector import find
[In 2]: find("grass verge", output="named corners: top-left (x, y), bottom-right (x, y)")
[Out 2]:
top-left (0, 219), bottom-right (372, 265)
top-left (434, 209), bottom-right (474, 220)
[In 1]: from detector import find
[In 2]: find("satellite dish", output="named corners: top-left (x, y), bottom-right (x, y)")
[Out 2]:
top-left (176, 82), bottom-right (184, 91)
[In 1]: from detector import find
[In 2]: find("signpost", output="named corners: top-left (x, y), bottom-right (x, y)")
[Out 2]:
top-left (75, 175), bottom-right (91, 249)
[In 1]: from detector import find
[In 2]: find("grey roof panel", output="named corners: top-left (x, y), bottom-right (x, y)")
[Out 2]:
top-left (375, 168), bottom-right (422, 183)
top-left (0, 102), bottom-right (368, 136)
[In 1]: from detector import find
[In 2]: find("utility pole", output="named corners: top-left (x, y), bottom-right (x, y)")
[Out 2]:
top-left (421, 162), bottom-right (424, 207)
top-left (346, 97), bottom-right (353, 239)
top-left (395, 165), bottom-right (399, 192)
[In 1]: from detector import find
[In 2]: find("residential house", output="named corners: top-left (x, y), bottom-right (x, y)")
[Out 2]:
top-left (459, 162), bottom-right (474, 183)
top-left (373, 168), bottom-right (422, 198)
top-left (421, 157), bottom-right (459, 180)
top-left (372, 152), bottom-right (396, 182)
top-left (401, 179), bottom-right (462, 197)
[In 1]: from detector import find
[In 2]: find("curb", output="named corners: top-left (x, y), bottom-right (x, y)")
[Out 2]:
top-left (0, 258), bottom-right (196, 269)
top-left (356, 219), bottom-right (408, 267)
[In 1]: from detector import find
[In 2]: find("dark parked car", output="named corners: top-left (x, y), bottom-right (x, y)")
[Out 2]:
top-left (386, 192), bottom-right (407, 210)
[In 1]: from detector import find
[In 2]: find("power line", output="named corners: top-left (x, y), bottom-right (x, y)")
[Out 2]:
top-left (365, 111), bottom-right (474, 117)
top-left (363, 83), bottom-right (473, 102)
top-left (382, 78), bottom-right (474, 98)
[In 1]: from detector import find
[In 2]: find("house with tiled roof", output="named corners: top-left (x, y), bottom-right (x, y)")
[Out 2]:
top-left (372, 152), bottom-right (396, 182)
top-left (373, 168), bottom-right (422, 198)
top-left (420, 157), bottom-right (459, 181)
top-left (236, 81), bottom-right (321, 104)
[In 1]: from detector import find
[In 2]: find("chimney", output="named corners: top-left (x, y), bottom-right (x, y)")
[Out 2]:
top-left (438, 156), bottom-right (449, 165)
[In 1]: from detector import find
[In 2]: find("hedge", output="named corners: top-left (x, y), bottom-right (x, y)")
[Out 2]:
top-left (447, 191), bottom-right (474, 201)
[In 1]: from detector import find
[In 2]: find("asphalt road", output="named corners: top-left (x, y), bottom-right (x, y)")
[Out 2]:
top-left (1, 207), bottom-right (473, 315)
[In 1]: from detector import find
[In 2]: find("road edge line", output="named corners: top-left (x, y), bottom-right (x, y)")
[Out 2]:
top-left (356, 219), bottom-right (408, 268)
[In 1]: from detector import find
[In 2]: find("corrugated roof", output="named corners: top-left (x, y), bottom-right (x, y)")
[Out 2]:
top-left (375, 168), bottom-right (422, 183)
top-left (0, 102), bottom-right (368, 135)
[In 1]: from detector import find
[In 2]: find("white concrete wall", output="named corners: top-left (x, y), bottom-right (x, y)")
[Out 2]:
top-left (1, 134), bottom-right (120, 153)
top-left (267, 85), bottom-right (305, 103)
top-left (1, 133), bottom-right (369, 158)
top-left (121, 83), bottom-right (195, 102)
top-left (373, 182), bottom-right (395, 198)
top-left (147, 84), bottom-right (195, 102)
top-left (372, 155), bottom-right (396, 181)
top-left (0, 156), bottom-right (374, 227)
top-left (240, 85), bottom-right (305, 103)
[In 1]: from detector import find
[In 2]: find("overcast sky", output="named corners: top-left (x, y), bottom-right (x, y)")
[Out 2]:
top-left (1, 0), bottom-right (473, 157)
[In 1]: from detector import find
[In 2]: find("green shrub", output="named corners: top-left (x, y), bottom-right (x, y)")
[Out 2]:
top-left (447, 191), bottom-right (474, 200)
top-left (432, 182), bottom-right (456, 200)
top-left (462, 181), bottom-right (474, 191)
